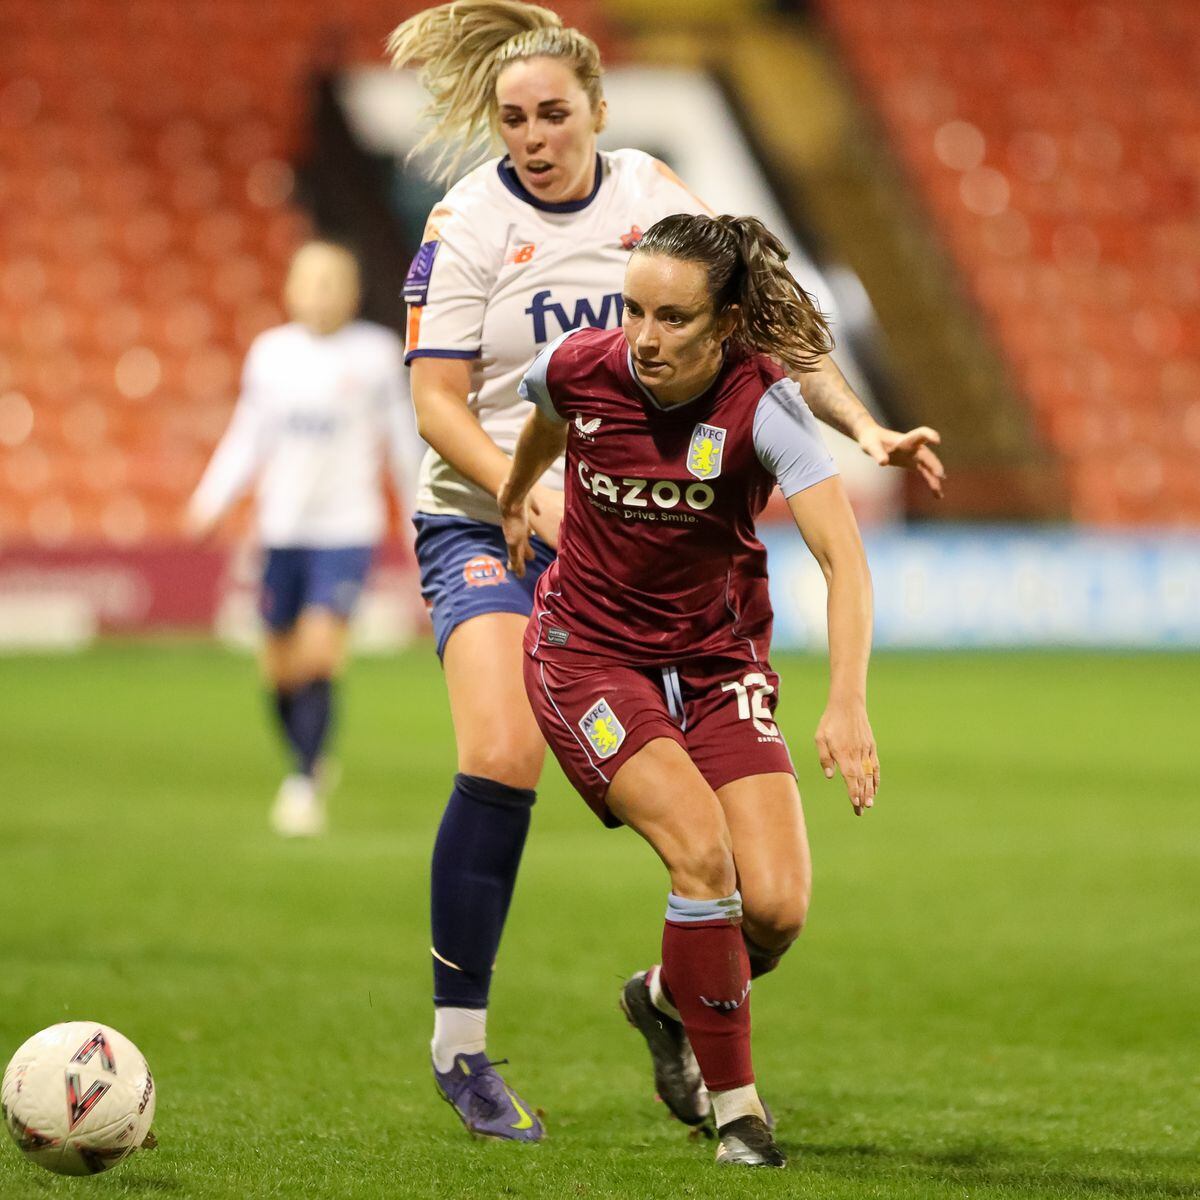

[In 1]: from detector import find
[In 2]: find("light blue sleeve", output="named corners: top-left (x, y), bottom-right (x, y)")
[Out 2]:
top-left (517, 329), bottom-right (581, 425)
top-left (752, 378), bottom-right (839, 498)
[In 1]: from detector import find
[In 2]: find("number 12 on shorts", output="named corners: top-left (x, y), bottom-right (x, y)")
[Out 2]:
top-left (721, 672), bottom-right (779, 737)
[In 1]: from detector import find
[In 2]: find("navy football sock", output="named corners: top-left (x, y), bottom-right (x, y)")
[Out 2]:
top-left (271, 691), bottom-right (296, 744)
top-left (288, 678), bottom-right (332, 778)
top-left (271, 688), bottom-right (299, 765)
top-left (431, 773), bottom-right (535, 1009)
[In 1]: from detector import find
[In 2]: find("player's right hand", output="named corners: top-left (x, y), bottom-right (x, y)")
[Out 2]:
top-left (814, 701), bottom-right (880, 816)
top-left (499, 487), bottom-right (536, 578)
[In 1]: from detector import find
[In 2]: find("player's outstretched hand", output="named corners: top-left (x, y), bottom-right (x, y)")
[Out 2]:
top-left (500, 491), bottom-right (536, 578)
top-left (858, 424), bottom-right (945, 499)
top-left (814, 702), bottom-right (880, 816)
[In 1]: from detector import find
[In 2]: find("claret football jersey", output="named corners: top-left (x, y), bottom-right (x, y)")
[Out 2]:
top-left (403, 150), bottom-right (707, 524)
top-left (520, 327), bottom-right (839, 666)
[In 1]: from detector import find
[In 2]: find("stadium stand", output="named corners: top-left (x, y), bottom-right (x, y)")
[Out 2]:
top-left (0, 0), bottom-right (612, 548)
top-left (6, 0), bottom-right (1192, 539)
top-left (817, 0), bottom-right (1200, 526)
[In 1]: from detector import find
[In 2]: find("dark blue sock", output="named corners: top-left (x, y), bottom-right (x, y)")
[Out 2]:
top-left (272, 688), bottom-right (301, 765)
top-left (289, 678), bottom-right (332, 777)
top-left (431, 773), bottom-right (535, 1009)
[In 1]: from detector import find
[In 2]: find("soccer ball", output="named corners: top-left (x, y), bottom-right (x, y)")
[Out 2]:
top-left (2, 1022), bottom-right (156, 1176)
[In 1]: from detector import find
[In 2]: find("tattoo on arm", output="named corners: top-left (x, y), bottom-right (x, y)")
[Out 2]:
top-left (793, 357), bottom-right (875, 441)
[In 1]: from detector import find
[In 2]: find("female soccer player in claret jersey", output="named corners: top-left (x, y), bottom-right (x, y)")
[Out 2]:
top-left (499, 213), bottom-right (879, 1169)
top-left (389, 0), bottom-right (935, 1143)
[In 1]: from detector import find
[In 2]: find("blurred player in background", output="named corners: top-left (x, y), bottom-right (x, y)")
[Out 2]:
top-left (500, 212), bottom-right (878, 1168)
top-left (388, 0), bottom-right (933, 1141)
top-left (186, 241), bottom-right (421, 837)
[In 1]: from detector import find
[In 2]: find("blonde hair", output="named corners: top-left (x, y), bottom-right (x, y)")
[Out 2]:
top-left (387, 1), bottom-right (604, 184)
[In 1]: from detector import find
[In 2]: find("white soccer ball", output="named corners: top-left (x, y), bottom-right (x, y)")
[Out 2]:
top-left (2, 1022), bottom-right (156, 1176)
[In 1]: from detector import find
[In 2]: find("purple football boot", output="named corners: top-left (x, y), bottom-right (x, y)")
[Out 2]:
top-left (433, 1053), bottom-right (544, 1142)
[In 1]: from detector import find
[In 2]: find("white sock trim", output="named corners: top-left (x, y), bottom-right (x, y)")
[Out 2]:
top-left (647, 964), bottom-right (682, 1022)
top-left (431, 1007), bottom-right (487, 1073)
top-left (711, 1083), bottom-right (765, 1128)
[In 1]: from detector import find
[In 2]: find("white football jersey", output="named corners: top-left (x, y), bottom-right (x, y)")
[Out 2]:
top-left (189, 320), bottom-right (421, 547)
top-left (404, 148), bottom-right (707, 524)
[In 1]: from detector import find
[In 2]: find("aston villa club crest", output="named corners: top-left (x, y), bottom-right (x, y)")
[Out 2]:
top-left (687, 423), bottom-right (726, 480)
top-left (578, 698), bottom-right (626, 759)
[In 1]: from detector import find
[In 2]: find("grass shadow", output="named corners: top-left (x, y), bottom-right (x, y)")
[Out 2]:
top-left (781, 1139), bottom-right (1199, 1198)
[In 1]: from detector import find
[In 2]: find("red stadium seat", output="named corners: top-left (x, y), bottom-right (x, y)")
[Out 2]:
top-left (0, 0), bottom-right (615, 547)
top-left (818, 0), bottom-right (1200, 524)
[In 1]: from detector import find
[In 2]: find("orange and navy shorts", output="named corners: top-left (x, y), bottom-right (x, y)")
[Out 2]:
top-left (524, 650), bottom-right (795, 826)
top-left (413, 514), bottom-right (556, 658)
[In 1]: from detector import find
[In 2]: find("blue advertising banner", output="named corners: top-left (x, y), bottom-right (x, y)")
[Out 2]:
top-left (763, 527), bottom-right (1200, 650)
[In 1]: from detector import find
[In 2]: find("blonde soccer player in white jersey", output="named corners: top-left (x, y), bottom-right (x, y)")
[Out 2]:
top-left (388, 0), bottom-right (945, 1144)
top-left (187, 242), bottom-right (422, 838)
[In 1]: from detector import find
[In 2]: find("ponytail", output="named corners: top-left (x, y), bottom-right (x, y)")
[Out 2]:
top-left (635, 213), bottom-right (833, 373)
top-left (387, 1), bottom-right (604, 185)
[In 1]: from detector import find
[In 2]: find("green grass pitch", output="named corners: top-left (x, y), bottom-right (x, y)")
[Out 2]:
top-left (0, 643), bottom-right (1196, 1199)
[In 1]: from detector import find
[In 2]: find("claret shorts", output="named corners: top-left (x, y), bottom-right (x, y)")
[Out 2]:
top-left (524, 649), bottom-right (795, 827)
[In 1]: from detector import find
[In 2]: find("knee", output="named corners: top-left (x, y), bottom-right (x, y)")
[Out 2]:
top-left (669, 837), bottom-right (737, 900)
top-left (302, 653), bottom-right (341, 682)
top-left (746, 889), bottom-right (809, 951)
top-left (297, 638), bottom-right (344, 682)
top-left (459, 737), bottom-right (543, 791)
top-left (262, 639), bottom-right (301, 691)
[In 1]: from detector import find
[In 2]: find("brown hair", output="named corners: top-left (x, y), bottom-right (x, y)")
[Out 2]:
top-left (387, 1), bottom-right (604, 184)
top-left (635, 213), bottom-right (834, 373)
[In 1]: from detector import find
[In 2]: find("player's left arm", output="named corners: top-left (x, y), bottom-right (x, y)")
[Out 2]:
top-left (787, 476), bottom-right (879, 816)
top-left (498, 409), bottom-right (568, 577)
top-left (790, 356), bottom-right (946, 498)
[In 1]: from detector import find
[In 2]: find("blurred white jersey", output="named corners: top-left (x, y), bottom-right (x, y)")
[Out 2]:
top-left (189, 320), bottom-right (421, 547)
top-left (404, 149), bottom-right (706, 524)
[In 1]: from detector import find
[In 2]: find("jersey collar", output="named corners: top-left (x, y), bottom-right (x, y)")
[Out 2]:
top-left (497, 154), bottom-right (604, 213)
top-left (624, 348), bottom-right (728, 413)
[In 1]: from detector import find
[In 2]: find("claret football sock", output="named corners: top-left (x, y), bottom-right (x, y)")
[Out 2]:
top-left (288, 678), bottom-right (333, 778)
top-left (430, 773), bottom-right (535, 1010)
top-left (660, 891), bottom-right (754, 1093)
top-left (431, 1006), bottom-right (487, 1073)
